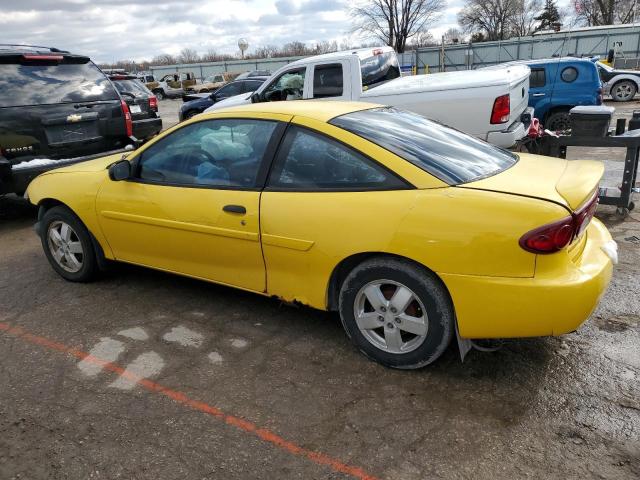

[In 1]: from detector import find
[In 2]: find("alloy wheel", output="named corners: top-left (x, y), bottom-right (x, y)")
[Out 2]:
top-left (353, 279), bottom-right (429, 354)
top-left (612, 81), bottom-right (636, 102)
top-left (47, 220), bottom-right (84, 273)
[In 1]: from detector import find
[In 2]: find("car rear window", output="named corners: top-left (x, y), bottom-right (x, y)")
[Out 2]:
top-left (0, 59), bottom-right (119, 108)
top-left (360, 52), bottom-right (400, 90)
top-left (330, 107), bottom-right (518, 185)
top-left (112, 79), bottom-right (152, 96)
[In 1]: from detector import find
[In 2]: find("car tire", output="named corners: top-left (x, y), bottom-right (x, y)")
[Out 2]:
top-left (338, 257), bottom-right (454, 369)
top-left (610, 80), bottom-right (637, 102)
top-left (154, 89), bottom-right (165, 100)
top-left (40, 206), bottom-right (98, 282)
top-left (546, 111), bottom-right (571, 132)
top-left (184, 110), bottom-right (199, 120)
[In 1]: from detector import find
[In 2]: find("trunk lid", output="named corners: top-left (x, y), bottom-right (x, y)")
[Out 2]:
top-left (459, 153), bottom-right (603, 211)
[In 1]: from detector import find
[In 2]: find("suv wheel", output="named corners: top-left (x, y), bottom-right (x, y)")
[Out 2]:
top-left (546, 111), bottom-right (571, 132)
top-left (40, 206), bottom-right (98, 282)
top-left (154, 89), bottom-right (166, 100)
top-left (611, 80), bottom-right (637, 102)
top-left (338, 257), bottom-right (454, 369)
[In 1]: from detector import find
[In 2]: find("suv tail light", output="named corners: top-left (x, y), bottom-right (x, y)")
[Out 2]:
top-left (490, 94), bottom-right (510, 124)
top-left (120, 99), bottom-right (133, 137)
top-left (22, 54), bottom-right (63, 61)
top-left (149, 96), bottom-right (158, 111)
top-left (519, 192), bottom-right (599, 254)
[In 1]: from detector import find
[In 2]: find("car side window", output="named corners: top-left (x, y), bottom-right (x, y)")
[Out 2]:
top-left (561, 67), bottom-right (579, 83)
top-left (267, 126), bottom-right (407, 191)
top-left (313, 64), bottom-right (343, 98)
top-left (530, 68), bottom-right (546, 88)
top-left (217, 82), bottom-right (242, 98)
top-left (262, 68), bottom-right (306, 102)
top-left (136, 119), bottom-right (278, 188)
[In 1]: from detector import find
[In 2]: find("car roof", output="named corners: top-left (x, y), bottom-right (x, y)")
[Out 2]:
top-left (202, 100), bottom-right (381, 123)
top-left (495, 57), bottom-right (596, 67)
top-left (287, 46), bottom-right (394, 68)
top-left (0, 44), bottom-right (89, 61)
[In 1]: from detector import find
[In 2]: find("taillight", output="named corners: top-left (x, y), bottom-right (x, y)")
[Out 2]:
top-left (149, 96), bottom-right (158, 111)
top-left (519, 192), bottom-right (599, 254)
top-left (120, 99), bottom-right (133, 137)
top-left (490, 94), bottom-right (510, 124)
top-left (22, 54), bottom-right (63, 61)
top-left (597, 87), bottom-right (603, 105)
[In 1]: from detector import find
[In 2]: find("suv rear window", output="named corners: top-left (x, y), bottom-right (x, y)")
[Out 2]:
top-left (360, 52), bottom-right (400, 90)
top-left (112, 79), bottom-right (151, 96)
top-left (330, 107), bottom-right (518, 185)
top-left (0, 59), bottom-right (119, 108)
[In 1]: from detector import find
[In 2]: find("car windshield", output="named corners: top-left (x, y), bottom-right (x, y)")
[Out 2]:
top-left (0, 59), bottom-right (119, 107)
top-left (113, 79), bottom-right (151, 96)
top-left (360, 52), bottom-right (400, 90)
top-left (330, 107), bottom-right (518, 185)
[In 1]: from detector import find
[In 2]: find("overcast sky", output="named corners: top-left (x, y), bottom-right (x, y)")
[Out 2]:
top-left (0, 0), bottom-right (570, 63)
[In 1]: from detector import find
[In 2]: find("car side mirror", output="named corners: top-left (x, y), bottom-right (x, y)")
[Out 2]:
top-left (210, 92), bottom-right (217, 100)
top-left (251, 92), bottom-right (262, 103)
top-left (108, 159), bottom-right (131, 181)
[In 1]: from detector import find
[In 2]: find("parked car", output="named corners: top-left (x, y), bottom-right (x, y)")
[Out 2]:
top-left (596, 61), bottom-right (640, 102)
top-left (485, 57), bottom-right (602, 131)
top-left (185, 72), bottom-right (236, 94)
top-left (179, 77), bottom-right (267, 121)
top-left (0, 45), bottom-right (135, 195)
top-left (235, 70), bottom-right (271, 80)
top-left (109, 75), bottom-right (162, 141)
top-left (147, 72), bottom-right (197, 100)
top-left (205, 46), bottom-right (534, 148)
top-left (26, 101), bottom-right (615, 369)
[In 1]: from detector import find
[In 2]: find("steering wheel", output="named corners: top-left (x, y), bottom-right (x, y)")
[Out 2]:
top-left (178, 147), bottom-right (217, 174)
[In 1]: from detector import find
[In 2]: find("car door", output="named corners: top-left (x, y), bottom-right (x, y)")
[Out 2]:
top-left (307, 61), bottom-right (351, 100)
top-left (96, 114), bottom-right (288, 292)
top-left (528, 66), bottom-right (548, 113)
top-left (214, 81), bottom-right (243, 101)
top-left (259, 119), bottom-right (413, 308)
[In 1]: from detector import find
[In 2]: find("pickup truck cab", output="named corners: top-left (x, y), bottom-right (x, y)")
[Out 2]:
top-left (148, 72), bottom-right (197, 100)
top-left (206, 46), bottom-right (533, 148)
top-left (485, 58), bottom-right (602, 131)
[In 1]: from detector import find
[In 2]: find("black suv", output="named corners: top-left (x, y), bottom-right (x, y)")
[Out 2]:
top-left (0, 45), bottom-right (134, 195)
top-left (108, 75), bottom-right (162, 141)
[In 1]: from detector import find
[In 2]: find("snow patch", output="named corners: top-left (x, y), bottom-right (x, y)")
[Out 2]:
top-left (117, 327), bottom-right (149, 341)
top-left (162, 325), bottom-right (204, 348)
top-left (11, 158), bottom-right (65, 170)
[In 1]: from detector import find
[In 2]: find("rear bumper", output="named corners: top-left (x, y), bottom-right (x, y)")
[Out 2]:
top-left (486, 107), bottom-right (535, 148)
top-left (441, 219), bottom-right (614, 338)
top-left (132, 117), bottom-right (162, 140)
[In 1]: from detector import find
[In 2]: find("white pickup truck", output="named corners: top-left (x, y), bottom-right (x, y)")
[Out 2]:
top-left (205, 46), bottom-right (533, 148)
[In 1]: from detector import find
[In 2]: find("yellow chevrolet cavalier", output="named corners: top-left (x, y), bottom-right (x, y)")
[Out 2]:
top-left (26, 101), bottom-right (616, 369)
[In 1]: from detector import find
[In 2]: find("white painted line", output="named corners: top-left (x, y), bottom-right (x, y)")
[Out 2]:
top-left (117, 327), bottom-right (149, 341)
top-left (230, 338), bottom-right (248, 348)
top-left (109, 351), bottom-right (165, 390)
top-left (78, 337), bottom-right (125, 377)
top-left (163, 325), bottom-right (204, 348)
top-left (208, 351), bottom-right (223, 364)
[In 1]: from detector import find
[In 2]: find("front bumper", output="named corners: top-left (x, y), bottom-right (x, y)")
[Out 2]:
top-left (441, 218), bottom-right (614, 338)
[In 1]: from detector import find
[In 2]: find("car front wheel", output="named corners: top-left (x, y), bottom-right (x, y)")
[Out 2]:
top-left (40, 206), bottom-right (98, 282)
top-left (338, 257), bottom-right (454, 369)
top-left (611, 80), bottom-right (637, 102)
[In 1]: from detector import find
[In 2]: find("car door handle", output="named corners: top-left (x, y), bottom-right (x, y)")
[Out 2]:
top-left (223, 204), bottom-right (246, 214)
top-left (532, 93), bottom-right (546, 97)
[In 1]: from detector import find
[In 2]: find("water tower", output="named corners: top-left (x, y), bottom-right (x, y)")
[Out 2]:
top-left (238, 38), bottom-right (249, 59)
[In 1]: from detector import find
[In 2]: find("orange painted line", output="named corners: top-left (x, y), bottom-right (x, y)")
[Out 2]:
top-left (0, 321), bottom-right (378, 480)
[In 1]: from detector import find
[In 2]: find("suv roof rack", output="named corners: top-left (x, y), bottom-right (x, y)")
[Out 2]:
top-left (0, 44), bottom-right (70, 54)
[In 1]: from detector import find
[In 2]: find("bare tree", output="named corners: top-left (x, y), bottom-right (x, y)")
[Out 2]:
top-left (151, 53), bottom-right (177, 65)
top-left (443, 27), bottom-right (463, 43)
top-left (573, 0), bottom-right (637, 25)
top-left (351, 0), bottom-right (445, 53)
top-left (281, 41), bottom-right (308, 56)
top-left (510, 0), bottom-right (542, 36)
top-left (458, 0), bottom-right (520, 41)
top-left (410, 30), bottom-right (437, 47)
top-left (178, 48), bottom-right (200, 64)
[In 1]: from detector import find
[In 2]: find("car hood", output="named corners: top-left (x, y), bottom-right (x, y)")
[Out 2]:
top-left (459, 152), bottom-right (603, 211)
top-left (204, 93), bottom-right (252, 112)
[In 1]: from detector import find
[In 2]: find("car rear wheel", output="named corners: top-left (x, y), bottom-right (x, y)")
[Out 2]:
top-left (40, 206), bottom-right (98, 282)
top-left (611, 80), bottom-right (637, 102)
top-left (338, 257), bottom-right (454, 369)
top-left (546, 111), bottom-right (571, 132)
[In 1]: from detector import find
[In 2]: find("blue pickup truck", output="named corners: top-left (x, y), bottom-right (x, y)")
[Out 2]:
top-left (486, 57), bottom-right (603, 131)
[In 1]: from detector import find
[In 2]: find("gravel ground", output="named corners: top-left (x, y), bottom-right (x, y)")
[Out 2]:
top-left (0, 99), bottom-right (638, 480)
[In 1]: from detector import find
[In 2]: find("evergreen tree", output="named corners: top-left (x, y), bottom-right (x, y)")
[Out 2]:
top-left (535, 0), bottom-right (562, 30)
